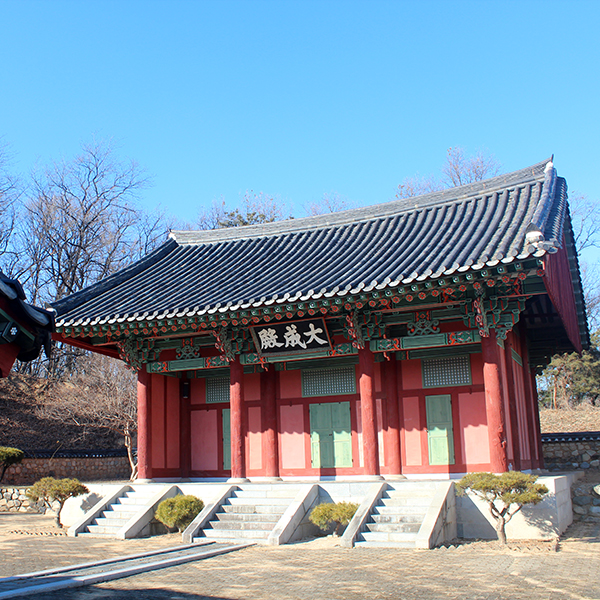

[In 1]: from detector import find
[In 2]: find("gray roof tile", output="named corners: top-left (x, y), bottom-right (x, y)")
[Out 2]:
top-left (52, 159), bottom-right (573, 327)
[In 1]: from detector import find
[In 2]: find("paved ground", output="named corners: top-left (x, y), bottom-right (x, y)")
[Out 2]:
top-left (1, 513), bottom-right (599, 600)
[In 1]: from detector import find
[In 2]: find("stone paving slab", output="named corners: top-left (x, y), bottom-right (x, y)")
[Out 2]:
top-left (1, 512), bottom-right (599, 600)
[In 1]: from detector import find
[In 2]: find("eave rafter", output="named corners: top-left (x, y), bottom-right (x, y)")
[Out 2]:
top-left (55, 259), bottom-right (543, 371)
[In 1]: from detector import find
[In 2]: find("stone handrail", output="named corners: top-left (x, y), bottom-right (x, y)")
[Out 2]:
top-left (267, 484), bottom-right (318, 546)
top-left (340, 482), bottom-right (387, 548)
top-left (182, 485), bottom-right (237, 544)
top-left (414, 481), bottom-right (456, 549)
top-left (67, 484), bottom-right (132, 537)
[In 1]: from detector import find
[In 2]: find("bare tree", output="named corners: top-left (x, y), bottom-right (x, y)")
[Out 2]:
top-left (15, 141), bottom-right (155, 305)
top-left (10, 141), bottom-right (169, 379)
top-left (395, 147), bottom-right (501, 199)
top-left (304, 191), bottom-right (355, 216)
top-left (581, 262), bottom-right (600, 332)
top-left (39, 353), bottom-right (138, 479)
top-left (441, 147), bottom-right (501, 187)
top-left (0, 140), bottom-right (21, 274)
top-left (197, 190), bottom-right (290, 230)
top-left (569, 192), bottom-right (600, 254)
top-left (566, 193), bottom-right (600, 330)
top-left (395, 175), bottom-right (442, 200)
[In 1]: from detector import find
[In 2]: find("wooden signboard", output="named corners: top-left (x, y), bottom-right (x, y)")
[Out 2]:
top-left (250, 317), bottom-right (332, 357)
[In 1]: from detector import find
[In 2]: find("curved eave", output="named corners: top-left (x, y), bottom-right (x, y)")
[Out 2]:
top-left (54, 251), bottom-right (548, 329)
top-left (53, 159), bottom-right (580, 333)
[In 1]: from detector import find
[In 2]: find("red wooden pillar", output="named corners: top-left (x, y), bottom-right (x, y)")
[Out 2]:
top-left (481, 330), bottom-right (509, 473)
top-left (0, 344), bottom-right (19, 378)
top-left (180, 377), bottom-right (191, 479)
top-left (358, 347), bottom-right (381, 478)
top-left (503, 333), bottom-right (521, 470)
top-left (383, 355), bottom-right (402, 476)
top-left (229, 356), bottom-right (248, 481)
top-left (524, 366), bottom-right (540, 469)
top-left (137, 367), bottom-right (152, 480)
top-left (261, 365), bottom-right (280, 480)
top-left (530, 371), bottom-right (545, 469)
top-left (519, 326), bottom-right (539, 470)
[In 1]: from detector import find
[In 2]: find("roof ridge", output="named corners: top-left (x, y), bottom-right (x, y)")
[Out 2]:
top-left (171, 158), bottom-right (552, 246)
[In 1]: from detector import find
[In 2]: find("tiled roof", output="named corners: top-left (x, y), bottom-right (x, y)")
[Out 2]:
top-left (0, 271), bottom-right (54, 363)
top-left (52, 159), bottom-right (574, 328)
top-left (0, 273), bottom-right (54, 329)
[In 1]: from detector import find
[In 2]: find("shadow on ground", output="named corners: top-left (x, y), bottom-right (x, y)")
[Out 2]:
top-left (25, 587), bottom-right (233, 600)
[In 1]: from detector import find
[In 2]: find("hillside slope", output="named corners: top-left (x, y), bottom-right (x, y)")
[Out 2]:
top-left (539, 405), bottom-right (600, 433)
top-left (0, 375), bottom-right (121, 452)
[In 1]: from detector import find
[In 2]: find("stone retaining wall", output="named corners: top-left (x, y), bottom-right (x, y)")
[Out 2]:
top-left (1, 456), bottom-right (130, 486)
top-left (0, 487), bottom-right (47, 513)
top-left (542, 439), bottom-right (600, 471)
top-left (571, 481), bottom-right (600, 522)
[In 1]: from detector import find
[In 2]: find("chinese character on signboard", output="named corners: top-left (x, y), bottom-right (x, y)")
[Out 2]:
top-left (251, 318), bottom-right (332, 356)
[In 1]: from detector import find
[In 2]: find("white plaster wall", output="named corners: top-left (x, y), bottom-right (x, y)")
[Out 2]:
top-left (456, 476), bottom-right (572, 540)
top-left (60, 483), bottom-right (124, 528)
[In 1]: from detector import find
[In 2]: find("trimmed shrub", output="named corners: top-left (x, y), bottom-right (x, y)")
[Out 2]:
top-left (26, 477), bottom-right (89, 528)
top-left (457, 471), bottom-right (549, 544)
top-left (309, 501), bottom-right (359, 536)
top-left (0, 447), bottom-right (24, 483)
top-left (155, 495), bottom-right (205, 533)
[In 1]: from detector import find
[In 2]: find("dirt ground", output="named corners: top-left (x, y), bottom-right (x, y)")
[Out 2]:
top-left (1, 508), bottom-right (599, 600)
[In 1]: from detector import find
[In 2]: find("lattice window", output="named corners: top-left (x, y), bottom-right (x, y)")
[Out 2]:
top-left (302, 366), bottom-right (356, 397)
top-left (206, 377), bottom-right (230, 403)
top-left (422, 355), bottom-right (471, 388)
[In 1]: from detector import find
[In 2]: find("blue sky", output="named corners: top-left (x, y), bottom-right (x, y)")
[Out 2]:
top-left (1, 0), bottom-right (599, 231)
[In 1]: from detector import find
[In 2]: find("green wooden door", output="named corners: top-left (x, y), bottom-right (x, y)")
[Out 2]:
top-left (331, 402), bottom-right (353, 467)
top-left (222, 408), bottom-right (231, 470)
top-left (310, 402), bottom-right (352, 468)
top-left (426, 395), bottom-right (455, 465)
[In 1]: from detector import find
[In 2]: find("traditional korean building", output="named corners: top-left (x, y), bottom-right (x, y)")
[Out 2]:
top-left (51, 159), bottom-right (587, 481)
top-left (0, 272), bottom-right (54, 377)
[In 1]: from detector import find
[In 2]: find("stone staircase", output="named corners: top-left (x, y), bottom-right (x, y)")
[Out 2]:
top-left (354, 481), bottom-right (440, 548)
top-left (77, 486), bottom-right (159, 538)
top-left (194, 485), bottom-right (301, 544)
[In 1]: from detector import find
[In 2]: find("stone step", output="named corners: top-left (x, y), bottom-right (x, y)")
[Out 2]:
top-left (102, 509), bottom-right (138, 520)
top-left (128, 488), bottom-right (157, 495)
top-left (203, 528), bottom-right (271, 540)
top-left (227, 497), bottom-right (292, 506)
top-left (358, 530), bottom-right (418, 543)
top-left (387, 482), bottom-right (439, 492)
top-left (379, 497), bottom-right (433, 507)
top-left (93, 517), bottom-right (130, 528)
top-left (78, 488), bottom-right (162, 539)
top-left (115, 497), bottom-right (150, 506)
top-left (383, 489), bottom-right (436, 498)
top-left (104, 504), bottom-right (139, 513)
top-left (373, 505), bottom-right (427, 516)
top-left (234, 488), bottom-right (301, 499)
top-left (77, 532), bottom-right (124, 539)
top-left (365, 522), bottom-right (421, 534)
top-left (216, 512), bottom-right (280, 523)
top-left (208, 520), bottom-right (274, 531)
top-left (371, 513), bottom-right (424, 524)
top-left (222, 504), bottom-right (286, 514)
top-left (85, 524), bottom-right (123, 535)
